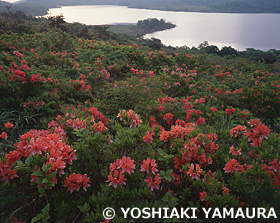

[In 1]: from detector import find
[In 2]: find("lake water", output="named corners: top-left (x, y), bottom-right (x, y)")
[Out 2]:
top-left (3, 0), bottom-right (22, 3)
top-left (47, 5), bottom-right (280, 51)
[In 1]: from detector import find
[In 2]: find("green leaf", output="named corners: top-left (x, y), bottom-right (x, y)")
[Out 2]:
top-left (17, 161), bottom-right (24, 166)
top-left (47, 181), bottom-right (55, 187)
top-left (31, 214), bottom-right (43, 223)
top-left (48, 171), bottom-right (57, 180)
top-left (42, 163), bottom-right (53, 173)
top-left (42, 204), bottom-right (50, 215)
top-left (166, 176), bottom-right (172, 181)
top-left (25, 155), bottom-right (33, 166)
top-left (42, 178), bottom-right (49, 184)
top-left (31, 171), bottom-right (43, 177)
top-left (94, 131), bottom-right (100, 138)
top-left (42, 163), bottom-right (47, 172)
top-left (38, 187), bottom-right (45, 195)
top-left (166, 169), bottom-right (173, 175)
top-left (84, 129), bottom-right (90, 135)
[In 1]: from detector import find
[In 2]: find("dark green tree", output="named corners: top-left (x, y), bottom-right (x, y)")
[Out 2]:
top-left (218, 46), bottom-right (238, 56)
top-left (48, 14), bottom-right (68, 32)
top-left (205, 45), bottom-right (219, 55)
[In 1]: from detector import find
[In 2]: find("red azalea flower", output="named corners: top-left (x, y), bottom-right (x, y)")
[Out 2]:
top-left (107, 170), bottom-right (126, 188)
top-left (144, 174), bottom-right (161, 191)
top-left (64, 173), bottom-right (91, 193)
top-left (223, 159), bottom-right (244, 173)
top-left (0, 132), bottom-right (8, 140)
top-left (196, 117), bottom-right (205, 125)
top-left (200, 191), bottom-right (207, 202)
top-left (230, 125), bottom-right (247, 137)
top-left (4, 122), bottom-right (14, 129)
top-left (5, 151), bottom-right (21, 166)
top-left (120, 157), bottom-right (135, 175)
top-left (186, 164), bottom-right (203, 180)
top-left (163, 113), bottom-right (174, 125)
top-left (229, 146), bottom-right (242, 156)
top-left (141, 158), bottom-right (158, 174)
top-left (143, 131), bottom-right (153, 144)
top-left (222, 185), bottom-right (230, 195)
top-left (0, 160), bottom-right (19, 183)
top-left (210, 107), bottom-right (218, 112)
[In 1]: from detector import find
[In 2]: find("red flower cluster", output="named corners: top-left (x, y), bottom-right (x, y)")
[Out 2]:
top-left (195, 117), bottom-right (205, 125)
top-left (23, 100), bottom-right (44, 109)
top-left (4, 122), bottom-right (14, 129)
top-left (186, 163), bottom-right (203, 180)
top-left (99, 69), bottom-right (110, 79)
top-left (144, 174), bottom-right (162, 191)
top-left (93, 121), bottom-right (107, 134)
top-left (107, 157), bottom-right (135, 188)
top-left (173, 133), bottom-right (218, 172)
top-left (195, 98), bottom-right (205, 104)
top-left (262, 162), bottom-right (280, 189)
top-left (238, 110), bottom-right (250, 119)
top-left (0, 160), bottom-right (18, 183)
top-left (200, 191), bottom-right (207, 202)
top-left (141, 158), bottom-right (158, 174)
top-left (69, 79), bottom-right (91, 92)
top-left (64, 173), bottom-right (91, 193)
top-left (244, 119), bottom-right (271, 147)
top-left (210, 107), bottom-right (218, 112)
top-left (0, 129), bottom-right (78, 188)
top-left (149, 116), bottom-right (159, 128)
top-left (66, 118), bottom-right (87, 130)
top-left (117, 110), bottom-right (142, 128)
top-left (185, 108), bottom-right (201, 122)
top-left (141, 158), bottom-right (161, 191)
top-left (222, 185), bottom-right (230, 195)
top-left (0, 132), bottom-right (8, 140)
top-left (10, 216), bottom-right (23, 223)
top-left (160, 124), bottom-right (194, 142)
top-left (53, 104), bottom-right (109, 138)
top-left (229, 146), bottom-right (242, 156)
top-left (107, 157), bottom-right (162, 191)
top-left (88, 106), bottom-right (109, 126)
top-left (223, 159), bottom-right (245, 173)
top-left (163, 113), bottom-right (174, 125)
top-left (143, 131), bottom-right (154, 144)
top-left (230, 125), bottom-right (247, 138)
top-left (158, 97), bottom-right (178, 104)
top-left (10, 69), bottom-right (26, 83)
top-left (225, 108), bottom-right (236, 116)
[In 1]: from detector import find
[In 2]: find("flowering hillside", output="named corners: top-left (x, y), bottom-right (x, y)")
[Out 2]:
top-left (0, 28), bottom-right (279, 222)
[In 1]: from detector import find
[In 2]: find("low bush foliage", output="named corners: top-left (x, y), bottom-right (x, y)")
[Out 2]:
top-left (0, 28), bottom-right (279, 222)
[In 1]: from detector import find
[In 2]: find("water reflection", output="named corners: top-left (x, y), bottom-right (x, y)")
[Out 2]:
top-left (47, 5), bottom-right (280, 50)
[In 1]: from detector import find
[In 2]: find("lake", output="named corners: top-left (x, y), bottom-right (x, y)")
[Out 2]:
top-left (4, 0), bottom-right (22, 3)
top-left (46, 5), bottom-right (280, 51)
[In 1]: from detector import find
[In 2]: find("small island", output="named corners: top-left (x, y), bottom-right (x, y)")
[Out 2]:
top-left (107, 18), bottom-right (176, 38)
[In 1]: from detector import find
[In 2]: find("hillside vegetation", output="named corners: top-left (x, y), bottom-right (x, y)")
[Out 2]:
top-left (1, 0), bottom-right (280, 16)
top-left (0, 12), bottom-right (280, 223)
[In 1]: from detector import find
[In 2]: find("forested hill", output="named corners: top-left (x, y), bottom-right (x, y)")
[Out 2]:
top-left (1, 0), bottom-right (280, 15)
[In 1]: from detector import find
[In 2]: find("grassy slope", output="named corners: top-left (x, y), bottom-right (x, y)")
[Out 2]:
top-left (0, 13), bottom-right (280, 221)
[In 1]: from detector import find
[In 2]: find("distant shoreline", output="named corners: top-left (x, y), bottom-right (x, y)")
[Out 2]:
top-left (2, 0), bottom-right (25, 4)
top-left (1, 0), bottom-right (280, 16)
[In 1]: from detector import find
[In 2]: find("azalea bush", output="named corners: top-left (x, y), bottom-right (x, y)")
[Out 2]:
top-left (0, 28), bottom-right (279, 222)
